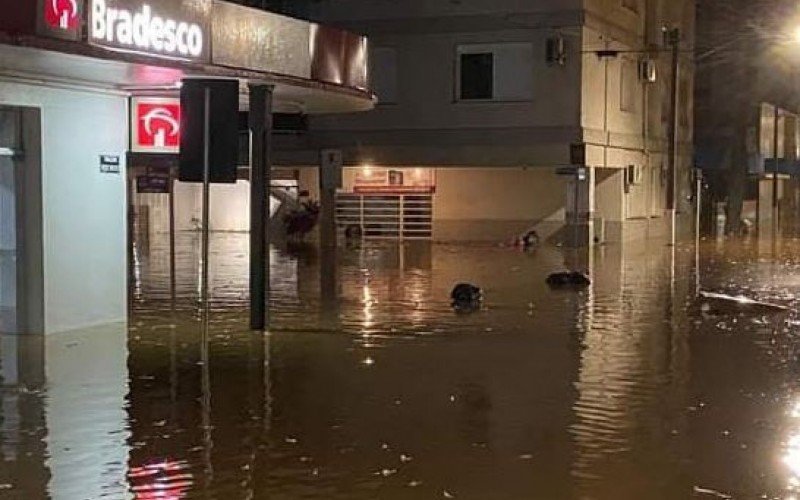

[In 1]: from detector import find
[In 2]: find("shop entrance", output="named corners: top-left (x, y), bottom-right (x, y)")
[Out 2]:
top-left (0, 107), bottom-right (43, 334)
top-left (0, 109), bottom-right (17, 332)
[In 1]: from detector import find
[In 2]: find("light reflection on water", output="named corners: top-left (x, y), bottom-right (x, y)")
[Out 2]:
top-left (6, 234), bottom-right (800, 498)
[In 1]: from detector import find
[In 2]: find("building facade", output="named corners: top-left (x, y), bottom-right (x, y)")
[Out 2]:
top-left (695, 0), bottom-right (800, 235)
top-left (0, 0), bottom-right (372, 335)
top-left (274, 0), bottom-right (696, 245)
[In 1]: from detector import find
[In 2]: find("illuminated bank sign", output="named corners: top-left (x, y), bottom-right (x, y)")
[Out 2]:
top-left (89, 0), bottom-right (210, 61)
top-left (131, 97), bottom-right (181, 154)
top-left (37, 0), bottom-right (82, 40)
top-left (45, 0), bottom-right (80, 30)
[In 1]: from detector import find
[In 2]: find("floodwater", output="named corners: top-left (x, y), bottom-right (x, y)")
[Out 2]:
top-left (4, 234), bottom-right (800, 499)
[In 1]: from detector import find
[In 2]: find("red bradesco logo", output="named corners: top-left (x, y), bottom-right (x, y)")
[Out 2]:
top-left (44, 0), bottom-right (80, 30)
top-left (135, 100), bottom-right (181, 152)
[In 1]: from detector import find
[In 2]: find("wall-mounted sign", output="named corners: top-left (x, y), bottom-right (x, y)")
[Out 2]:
top-left (37, 0), bottom-right (82, 40)
top-left (89, 0), bottom-right (211, 62)
top-left (136, 174), bottom-right (170, 193)
top-left (99, 154), bottom-right (121, 174)
top-left (131, 97), bottom-right (181, 154)
top-left (352, 167), bottom-right (435, 194)
top-left (555, 166), bottom-right (587, 181)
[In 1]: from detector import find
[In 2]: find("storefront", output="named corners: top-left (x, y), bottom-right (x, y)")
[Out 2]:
top-left (0, 0), bottom-right (372, 335)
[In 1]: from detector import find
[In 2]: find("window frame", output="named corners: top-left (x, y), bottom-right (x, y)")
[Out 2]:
top-left (454, 42), bottom-right (535, 104)
top-left (455, 49), bottom-right (496, 102)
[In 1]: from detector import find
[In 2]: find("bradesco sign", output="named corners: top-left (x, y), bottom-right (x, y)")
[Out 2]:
top-left (89, 0), bottom-right (211, 62)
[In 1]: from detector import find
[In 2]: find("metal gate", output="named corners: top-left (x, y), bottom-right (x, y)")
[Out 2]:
top-left (336, 193), bottom-right (433, 240)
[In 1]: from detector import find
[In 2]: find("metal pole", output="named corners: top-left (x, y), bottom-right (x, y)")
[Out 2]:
top-left (169, 174), bottom-right (177, 305)
top-left (200, 87), bottom-right (211, 320)
top-left (667, 27), bottom-right (680, 247)
top-left (773, 105), bottom-right (780, 237)
top-left (695, 171), bottom-right (702, 296)
top-left (248, 84), bottom-right (274, 331)
top-left (199, 85), bottom-right (213, 485)
top-left (695, 171), bottom-right (702, 243)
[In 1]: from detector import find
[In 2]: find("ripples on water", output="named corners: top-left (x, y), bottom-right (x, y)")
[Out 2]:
top-left (6, 234), bottom-right (800, 498)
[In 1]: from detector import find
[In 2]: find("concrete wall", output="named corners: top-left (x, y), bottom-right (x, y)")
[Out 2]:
top-left (433, 168), bottom-right (566, 242)
top-left (277, 0), bottom-right (695, 246)
top-left (0, 80), bottom-right (128, 334)
top-left (276, 2), bottom-right (585, 168)
top-left (580, 0), bottom-right (694, 243)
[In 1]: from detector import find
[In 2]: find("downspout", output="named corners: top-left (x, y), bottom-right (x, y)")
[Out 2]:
top-left (643, 0), bottom-right (651, 224)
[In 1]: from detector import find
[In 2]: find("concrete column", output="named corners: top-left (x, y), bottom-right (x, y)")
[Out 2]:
top-left (319, 149), bottom-right (342, 248)
top-left (248, 84), bottom-right (274, 331)
top-left (318, 150), bottom-right (341, 326)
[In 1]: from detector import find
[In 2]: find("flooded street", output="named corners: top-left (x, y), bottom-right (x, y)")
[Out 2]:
top-left (4, 235), bottom-right (800, 498)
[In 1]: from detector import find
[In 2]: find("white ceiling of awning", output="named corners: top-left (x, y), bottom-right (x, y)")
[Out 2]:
top-left (0, 43), bottom-right (373, 114)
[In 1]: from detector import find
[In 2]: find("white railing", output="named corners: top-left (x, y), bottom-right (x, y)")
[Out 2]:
top-left (336, 193), bottom-right (433, 240)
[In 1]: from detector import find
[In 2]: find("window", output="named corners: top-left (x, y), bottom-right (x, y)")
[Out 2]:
top-left (459, 53), bottom-right (494, 100)
top-left (457, 43), bottom-right (534, 102)
top-left (620, 59), bottom-right (638, 113)
top-left (370, 47), bottom-right (398, 104)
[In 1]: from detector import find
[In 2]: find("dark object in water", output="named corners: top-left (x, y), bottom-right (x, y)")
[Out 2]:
top-left (284, 200), bottom-right (320, 240)
top-left (451, 283), bottom-right (482, 305)
top-left (521, 230), bottom-right (540, 249)
top-left (345, 224), bottom-right (363, 240)
top-left (546, 272), bottom-right (591, 287)
top-left (699, 291), bottom-right (789, 314)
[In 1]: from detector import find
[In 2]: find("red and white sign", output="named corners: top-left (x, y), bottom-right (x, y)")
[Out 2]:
top-left (352, 168), bottom-right (436, 194)
top-left (44, 0), bottom-right (80, 30)
top-left (131, 97), bottom-right (181, 154)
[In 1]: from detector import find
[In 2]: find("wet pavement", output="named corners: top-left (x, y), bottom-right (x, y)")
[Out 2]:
top-left (4, 234), bottom-right (800, 498)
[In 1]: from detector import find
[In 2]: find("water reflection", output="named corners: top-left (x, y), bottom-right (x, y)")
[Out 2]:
top-left (7, 234), bottom-right (800, 498)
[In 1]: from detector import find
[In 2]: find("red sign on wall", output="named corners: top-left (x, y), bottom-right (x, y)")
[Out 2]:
top-left (131, 97), bottom-right (181, 154)
top-left (44, 0), bottom-right (80, 30)
top-left (37, 0), bottom-right (82, 40)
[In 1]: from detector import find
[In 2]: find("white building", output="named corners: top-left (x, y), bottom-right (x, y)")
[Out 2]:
top-left (0, 0), bottom-right (372, 335)
top-left (276, 0), bottom-right (696, 245)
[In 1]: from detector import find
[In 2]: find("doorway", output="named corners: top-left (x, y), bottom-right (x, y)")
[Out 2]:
top-left (0, 106), bottom-right (43, 335)
top-left (0, 108), bottom-right (21, 332)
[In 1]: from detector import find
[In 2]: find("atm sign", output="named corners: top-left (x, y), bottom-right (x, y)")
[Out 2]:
top-left (131, 97), bottom-right (181, 153)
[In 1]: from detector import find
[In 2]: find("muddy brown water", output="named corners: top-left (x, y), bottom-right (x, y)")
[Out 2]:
top-left (3, 234), bottom-right (800, 499)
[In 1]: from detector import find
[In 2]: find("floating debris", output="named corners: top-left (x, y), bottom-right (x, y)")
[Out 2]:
top-left (692, 486), bottom-right (732, 499)
top-left (699, 291), bottom-right (789, 314)
top-left (546, 272), bottom-right (591, 288)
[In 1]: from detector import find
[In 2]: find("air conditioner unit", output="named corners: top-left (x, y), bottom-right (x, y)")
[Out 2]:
top-left (639, 58), bottom-right (657, 83)
top-left (546, 36), bottom-right (566, 66)
top-left (627, 164), bottom-right (644, 185)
